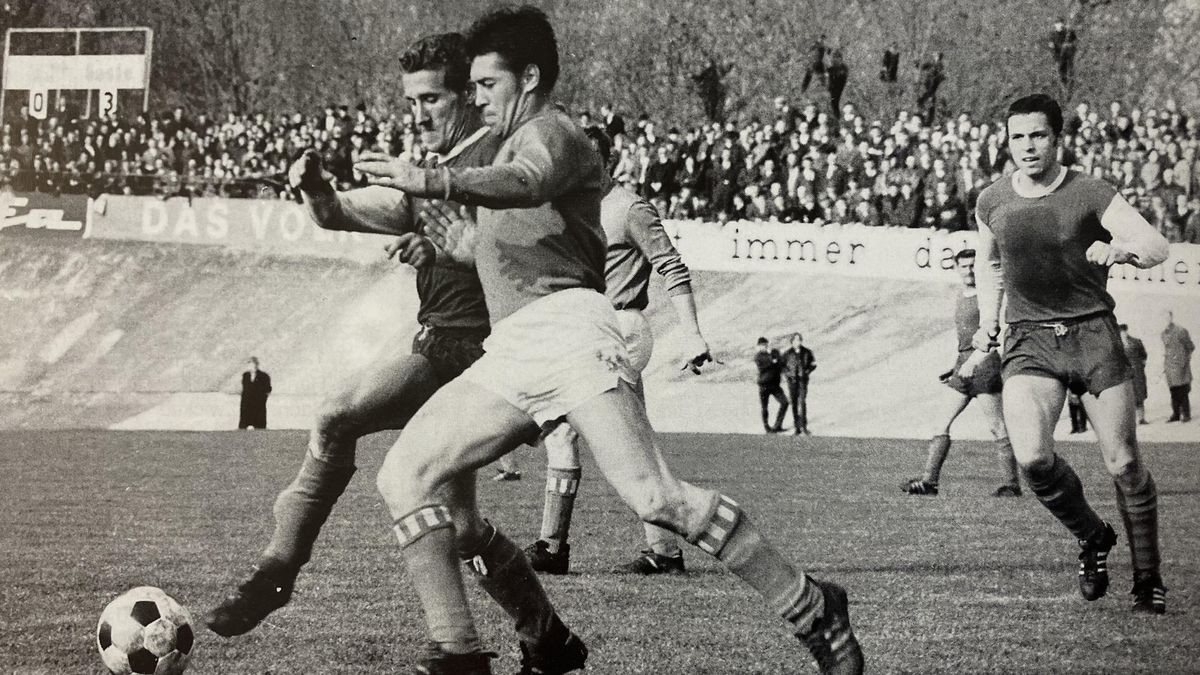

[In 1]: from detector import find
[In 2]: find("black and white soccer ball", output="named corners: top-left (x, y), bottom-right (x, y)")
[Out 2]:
top-left (97, 586), bottom-right (195, 675)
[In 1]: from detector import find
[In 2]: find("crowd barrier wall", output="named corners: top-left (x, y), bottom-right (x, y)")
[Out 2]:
top-left (83, 195), bottom-right (391, 263)
top-left (0, 191), bottom-right (87, 237)
top-left (72, 196), bottom-right (1200, 295)
top-left (664, 220), bottom-right (1200, 296)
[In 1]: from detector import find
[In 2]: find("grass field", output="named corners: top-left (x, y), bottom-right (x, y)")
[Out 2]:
top-left (1, 430), bottom-right (1197, 674)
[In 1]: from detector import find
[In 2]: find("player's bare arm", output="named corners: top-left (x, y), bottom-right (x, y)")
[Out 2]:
top-left (294, 149), bottom-right (415, 236)
top-left (1089, 195), bottom-right (1170, 269)
top-left (970, 213), bottom-right (1004, 354)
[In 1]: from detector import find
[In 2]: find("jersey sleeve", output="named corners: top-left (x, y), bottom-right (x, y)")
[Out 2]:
top-left (446, 116), bottom-right (595, 209)
top-left (625, 199), bottom-right (693, 296)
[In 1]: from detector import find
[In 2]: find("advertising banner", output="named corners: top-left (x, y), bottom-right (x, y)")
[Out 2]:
top-left (664, 220), bottom-right (1200, 296)
top-left (0, 191), bottom-right (87, 236)
top-left (86, 195), bottom-right (392, 263)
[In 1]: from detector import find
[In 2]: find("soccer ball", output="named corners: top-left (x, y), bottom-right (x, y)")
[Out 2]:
top-left (97, 586), bottom-right (195, 675)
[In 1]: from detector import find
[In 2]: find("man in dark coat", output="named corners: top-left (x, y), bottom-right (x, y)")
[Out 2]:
top-left (755, 337), bottom-right (788, 433)
top-left (239, 356), bottom-right (272, 429)
top-left (781, 333), bottom-right (817, 435)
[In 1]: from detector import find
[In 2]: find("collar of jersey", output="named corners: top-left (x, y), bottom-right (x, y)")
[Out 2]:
top-left (428, 126), bottom-right (491, 166)
top-left (1010, 165), bottom-right (1067, 199)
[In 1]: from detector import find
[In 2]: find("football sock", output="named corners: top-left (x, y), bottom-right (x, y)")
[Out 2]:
top-left (921, 434), bottom-right (951, 484)
top-left (539, 468), bottom-right (581, 554)
top-left (1113, 462), bottom-right (1161, 573)
top-left (995, 437), bottom-right (1020, 487)
top-left (460, 520), bottom-right (566, 649)
top-left (643, 522), bottom-right (683, 557)
top-left (394, 505), bottom-right (481, 655)
top-left (688, 494), bottom-right (825, 634)
top-left (262, 452), bottom-right (356, 574)
top-left (1022, 454), bottom-right (1105, 542)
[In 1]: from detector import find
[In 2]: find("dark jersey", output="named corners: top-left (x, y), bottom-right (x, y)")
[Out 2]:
top-left (975, 170), bottom-right (1117, 323)
top-left (412, 130), bottom-right (501, 331)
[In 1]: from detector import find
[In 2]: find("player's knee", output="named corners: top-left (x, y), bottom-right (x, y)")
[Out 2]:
top-left (375, 453), bottom-right (442, 517)
top-left (1109, 457), bottom-right (1146, 484)
top-left (1018, 453), bottom-right (1055, 477)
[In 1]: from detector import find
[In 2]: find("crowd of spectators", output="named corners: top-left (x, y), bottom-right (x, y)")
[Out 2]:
top-left (3, 96), bottom-right (1200, 242)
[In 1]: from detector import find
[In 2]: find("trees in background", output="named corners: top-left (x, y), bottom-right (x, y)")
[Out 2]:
top-left (2, 0), bottom-right (1196, 124)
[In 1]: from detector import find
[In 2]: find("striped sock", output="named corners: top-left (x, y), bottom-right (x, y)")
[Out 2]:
top-left (689, 494), bottom-right (825, 634)
top-left (1113, 464), bottom-right (1161, 574)
top-left (539, 468), bottom-right (581, 554)
top-left (922, 434), bottom-right (951, 484)
top-left (1022, 455), bottom-right (1105, 542)
top-left (393, 505), bottom-right (481, 655)
top-left (995, 437), bottom-right (1020, 487)
top-left (460, 520), bottom-right (566, 649)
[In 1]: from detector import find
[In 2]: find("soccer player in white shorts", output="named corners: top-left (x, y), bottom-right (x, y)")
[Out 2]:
top-left (356, 7), bottom-right (863, 674)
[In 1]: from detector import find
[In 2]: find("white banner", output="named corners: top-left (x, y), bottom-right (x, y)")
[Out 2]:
top-left (4, 54), bottom-right (147, 91)
top-left (664, 220), bottom-right (1200, 296)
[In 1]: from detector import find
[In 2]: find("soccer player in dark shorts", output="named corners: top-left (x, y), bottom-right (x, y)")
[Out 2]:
top-left (902, 248), bottom-right (1021, 497)
top-left (971, 94), bottom-right (1170, 614)
top-left (356, 6), bottom-right (862, 674)
top-left (205, 33), bottom-right (527, 637)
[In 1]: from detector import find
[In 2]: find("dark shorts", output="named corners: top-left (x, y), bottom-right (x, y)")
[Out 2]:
top-left (944, 350), bottom-right (1003, 397)
top-left (411, 324), bottom-right (488, 386)
top-left (1001, 312), bottom-right (1132, 396)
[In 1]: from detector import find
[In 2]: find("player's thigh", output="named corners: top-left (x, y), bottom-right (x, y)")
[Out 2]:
top-left (1001, 375), bottom-right (1066, 465)
top-left (376, 378), bottom-right (536, 515)
top-left (1079, 381), bottom-right (1140, 474)
top-left (975, 393), bottom-right (1008, 438)
top-left (565, 381), bottom-right (704, 525)
top-left (317, 344), bottom-right (442, 434)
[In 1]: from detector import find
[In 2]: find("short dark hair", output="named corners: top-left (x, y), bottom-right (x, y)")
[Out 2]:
top-left (954, 248), bottom-right (977, 263)
top-left (1007, 94), bottom-right (1063, 136)
top-left (399, 33), bottom-right (471, 92)
top-left (757, 337), bottom-right (769, 345)
top-left (465, 5), bottom-right (560, 93)
top-left (1118, 323), bottom-right (1129, 331)
top-left (584, 126), bottom-right (612, 166)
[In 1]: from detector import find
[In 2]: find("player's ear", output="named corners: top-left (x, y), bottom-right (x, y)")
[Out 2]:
top-left (521, 64), bottom-right (541, 95)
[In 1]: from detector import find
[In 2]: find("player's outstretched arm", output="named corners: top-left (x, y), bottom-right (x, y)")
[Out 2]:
top-left (971, 213), bottom-right (1004, 353)
top-left (292, 149), bottom-right (414, 236)
top-left (356, 118), bottom-right (588, 210)
top-left (1092, 195), bottom-right (1170, 269)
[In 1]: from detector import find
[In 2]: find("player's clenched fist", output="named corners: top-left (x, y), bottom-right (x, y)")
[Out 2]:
top-left (288, 149), bottom-right (329, 192)
top-left (971, 325), bottom-right (999, 353)
top-left (1085, 241), bottom-right (1134, 267)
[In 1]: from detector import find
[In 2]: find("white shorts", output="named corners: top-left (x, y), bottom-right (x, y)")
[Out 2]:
top-left (459, 289), bottom-right (640, 425)
top-left (616, 308), bottom-right (654, 374)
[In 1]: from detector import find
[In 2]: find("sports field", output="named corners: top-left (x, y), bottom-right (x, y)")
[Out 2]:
top-left (1, 429), bottom-right (1197, 674)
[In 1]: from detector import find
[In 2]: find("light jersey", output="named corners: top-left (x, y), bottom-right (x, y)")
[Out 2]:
top-left (601, 185), bottom-right (693, 311)
top-left (975, 169), bottom-right (1118, 323)
top-left (453, 108), bottom-right (607, 324)
top-left (954, 289), bottom-right (981, 353)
